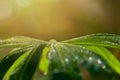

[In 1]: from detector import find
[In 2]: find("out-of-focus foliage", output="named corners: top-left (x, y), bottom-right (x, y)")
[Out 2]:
top-left (0, 33), bottom-right (120, 80)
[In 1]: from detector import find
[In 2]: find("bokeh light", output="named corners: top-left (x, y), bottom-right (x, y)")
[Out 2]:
top-left (0, 1), bottom-right (12, 19)
top-left (15, 0), bottom-right (32, 7)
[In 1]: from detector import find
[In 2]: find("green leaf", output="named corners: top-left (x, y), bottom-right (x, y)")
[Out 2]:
top-left (53, 43), bottom-right (119, 80)
top-left (39, 45), bottom-right (50, 74)
top-left (4, 49), bottom-right (32, 80)
top-left (85, 46), bottom-right (120, 74)
top-left (1, 34), bottom-right (120, 80)
top-left (63, 33), bottom-right (120, 48)
top-left (48, 43), bottom-right (83, 80)
top-left (0, 47), bottom-right (31, 80)
top-left (0, 36), bottom-right (47, 48)
top-left (7, 44), bottom-right (46, 80)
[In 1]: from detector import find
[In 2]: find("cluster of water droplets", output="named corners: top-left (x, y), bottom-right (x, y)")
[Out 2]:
top-left (48, 42), bottom-right (120, 80)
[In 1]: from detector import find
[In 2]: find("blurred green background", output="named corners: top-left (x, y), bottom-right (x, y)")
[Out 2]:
top-left (0, 0), bottom-right (120, 41)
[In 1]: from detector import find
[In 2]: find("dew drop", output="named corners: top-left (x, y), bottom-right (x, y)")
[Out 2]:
top-left (65, 58), bottom-right (69, 62)
top-left (44, 72), bottom-right (48, 75)
top-left (102, 65), bottom-right (106, 69)
top-left (97, 59), bottom-right (102, 64)
top-left (88, 57), bottom-right (92, 61)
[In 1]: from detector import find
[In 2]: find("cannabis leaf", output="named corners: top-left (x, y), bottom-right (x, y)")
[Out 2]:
top-left (0, 33), bottom-right (120, 80)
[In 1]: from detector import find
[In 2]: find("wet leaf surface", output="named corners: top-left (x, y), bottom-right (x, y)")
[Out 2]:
top-left (0, 33), bottom-right (120, 80)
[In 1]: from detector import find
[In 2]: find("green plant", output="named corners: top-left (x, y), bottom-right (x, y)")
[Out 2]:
top-left (0, 33), bottom-right (120, 80)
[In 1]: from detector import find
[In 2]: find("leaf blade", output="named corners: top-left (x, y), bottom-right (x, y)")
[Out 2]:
top-left (84, 46), bottom-right (120, 74)
top-left (39, 45), bottom-right (50, 74)
top-left (48, 43), bottom-right (83, 80)
top-left (63, 33), bottom-right (120, 48)
top-left (0, 36), bottom-right (47, 48)
top-left (56, 43), bottom-right (119, 79)
top-left (0, 47), bottom-right (31, 80)
top-left (8, 44), bottom-right (46, 80)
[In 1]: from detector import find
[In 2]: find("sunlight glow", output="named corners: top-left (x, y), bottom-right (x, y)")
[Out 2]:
top-left (39, 0), bottom-right (51, 3)
top-left (16, 0), bottom-right (32, 7)
top-left (0, 1), bottom-right (12, 19)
